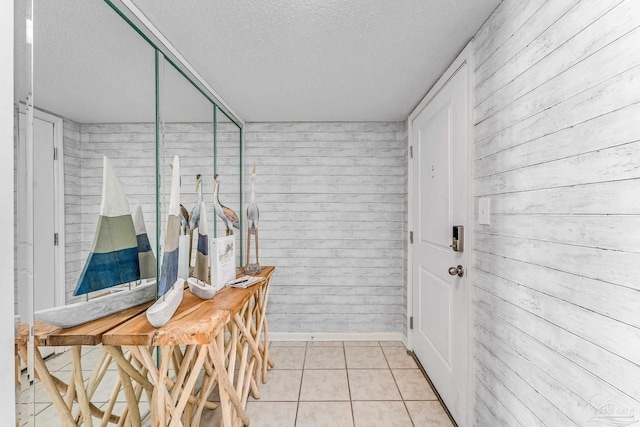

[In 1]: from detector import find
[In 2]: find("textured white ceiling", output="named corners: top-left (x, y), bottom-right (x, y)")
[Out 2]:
top-left (30, 0), bottom-right (500, 123)
top-left (130, 0), bottom-right (501, 121)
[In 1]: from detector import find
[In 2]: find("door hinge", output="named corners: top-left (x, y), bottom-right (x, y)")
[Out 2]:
top-left (409, 146), bottom-right (413, 158)
top-left (54, 233), bottom-right (59, 246)
top-left (53, 147), bottom-right (58, 160)
top-left (409, 231), bottom-right (413, 244)
top-left (410, 316), bottom-right (414, 330)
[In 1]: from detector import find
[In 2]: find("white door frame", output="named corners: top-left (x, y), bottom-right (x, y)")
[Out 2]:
top-left (18, 106), bottom-right (66, 311)
top-left (407, 40), bottom-right (475, 425)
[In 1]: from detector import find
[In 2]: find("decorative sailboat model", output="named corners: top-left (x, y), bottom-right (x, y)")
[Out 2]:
top-left (146, 155), bottom-right (185, 328)
top-left (34, 157), bottom-right (156, 328)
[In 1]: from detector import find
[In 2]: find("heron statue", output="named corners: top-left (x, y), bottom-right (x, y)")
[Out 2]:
top-left (213, 174), bottom-right (239, 236)
top-left (245, 165), bottom-right (261, 274)
top-left (189, 174), bottom-right (203, 230)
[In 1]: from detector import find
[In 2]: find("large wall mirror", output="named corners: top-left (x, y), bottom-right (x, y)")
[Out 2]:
top-left (14, 0), bottom-right (243, 424)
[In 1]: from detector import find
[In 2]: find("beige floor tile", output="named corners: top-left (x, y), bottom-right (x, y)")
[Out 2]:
top-left (305, 346), bottom-right (346, 369)
top-left (270, 341), bottom-right (307, 347)
top-left (379, 341), bottom-right (406, 347)
top-left (392, 369), bottom-right (437, 400)
top-left (18, 402), bottom-right (49, 425)
top-left (246, 401), bottom-right (297, 427)
top-left (405, 401), bottom-right (454, 426)
top-left (90, 369), bottom-right (128, 402)
top-left (344, 341), bottom-right (380, 347)
top-left (100, 400), bottom-right (151, 424)
top-left (249, 369), bottom-right (302, 401)
top-left (352, 401), bottom-right (413, 427)
top-left (43, 351), bottom-right (72, 371)
top-left (34, 402), bottom-right (65, 425)
top-left (300, 370), bottom-right (350, 401)
top-left (297, 401), bottom-right (354, 427)
top-left (382, 346), bottom-right (418, 369)
top-left (308, 341), bottom-right (344, 347)
top-left (269, 346), bottom-right (306, 369)
top-left (199, 405), bottom-right (222, 425)
top-left (82, 346), bottom-right (96, 356)
top-left (345, 346), bottom-right (388, 369)
top-left (348, 369), bottom-right (401, 401)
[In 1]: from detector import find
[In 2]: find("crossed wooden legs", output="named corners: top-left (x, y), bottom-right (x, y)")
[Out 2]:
top-left (25, 345), bottom-right (140, 427)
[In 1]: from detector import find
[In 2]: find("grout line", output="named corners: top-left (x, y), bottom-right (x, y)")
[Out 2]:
top-left (293, 341), bottom-right (308, 426)
top-left (343, 342), bottom-right (356, 427)
top-left (383, 345), bottom-right (416, 427)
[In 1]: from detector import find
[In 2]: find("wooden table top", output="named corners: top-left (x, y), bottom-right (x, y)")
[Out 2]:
top-left (17, 267), bottom-right (275, 348)
top-left (103, 267), bottom-right (275, 347)
top-left (204, 266), bottom-right (275, 315)
top-left (102, 291), bottom-right (230, 346)
top-left (30, 301), bottom-right (154, 347)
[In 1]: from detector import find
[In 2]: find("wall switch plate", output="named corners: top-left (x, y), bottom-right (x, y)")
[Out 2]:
top-left (479, 197), bottom-right (490, 225)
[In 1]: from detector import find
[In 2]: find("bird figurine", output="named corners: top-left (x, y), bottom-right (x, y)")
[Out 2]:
top-left (179, 205), bottom-right (190, 235)
top-left (213, 174), bottom-right (239, 236)
top-left (189, 174), bottom-right (203, 231)
top-left (245, 165), bottom-right (261, 274)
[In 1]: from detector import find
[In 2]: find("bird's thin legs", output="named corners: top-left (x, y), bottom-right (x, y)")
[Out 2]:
top-left (246, 229), bottom-right (252, 267)
top-left (255, 229), bottom-right (259, 265)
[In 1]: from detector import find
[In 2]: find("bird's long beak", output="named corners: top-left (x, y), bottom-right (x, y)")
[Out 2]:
top-left (195, 176), bottom-right (201, 192)
top-left (252, 165), bottom-right (256, 174)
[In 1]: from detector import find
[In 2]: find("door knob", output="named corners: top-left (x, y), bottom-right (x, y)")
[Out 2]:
top-left (448, 265), bottom-right (464, 277)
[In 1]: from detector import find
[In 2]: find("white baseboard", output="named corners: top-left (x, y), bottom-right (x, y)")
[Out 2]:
top-left (268, 332), bottom-right (406, 342)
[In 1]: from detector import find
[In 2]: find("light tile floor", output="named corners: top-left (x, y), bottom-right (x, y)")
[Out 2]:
top-left (21, 341), bottom-right (454, 426)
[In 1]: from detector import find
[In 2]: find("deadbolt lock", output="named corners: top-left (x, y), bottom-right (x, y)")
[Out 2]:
top-left (448, 265), bottom-right (464, 277)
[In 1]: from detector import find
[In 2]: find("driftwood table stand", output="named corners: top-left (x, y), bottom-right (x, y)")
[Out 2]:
top-left (16, 302), bottom-right (153, 427)
top-left (18, 267), bottom-right (275, 426)
top-left (102, 266), bottom-right (276, 427)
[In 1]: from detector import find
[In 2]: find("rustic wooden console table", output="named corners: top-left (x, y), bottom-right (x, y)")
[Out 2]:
top-left (19, 266), bottom-right (275, 427)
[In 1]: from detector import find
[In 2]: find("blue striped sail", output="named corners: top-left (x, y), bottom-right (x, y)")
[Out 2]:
top-left (73, 157), bottom-right (140, 296)
top-left (157, 156), bottom-right (182, 297)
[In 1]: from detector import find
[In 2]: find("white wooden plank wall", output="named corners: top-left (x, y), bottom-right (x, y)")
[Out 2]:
top-left (63, 119), bottom-right (82, 303)
top-left (472, 0), bottom-right (640, 425)
top-left (243, 122), bottom-right (406, 333)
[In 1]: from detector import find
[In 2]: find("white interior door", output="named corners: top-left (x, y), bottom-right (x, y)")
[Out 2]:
top-left (33, 117), bottom-right (56, 313)
top-left (410, 60), bottom-right (470, 425)
top-left (17, 113), bottom-right (58, 360)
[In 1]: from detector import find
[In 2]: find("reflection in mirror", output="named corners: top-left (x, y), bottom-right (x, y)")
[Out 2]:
top-left (17, 0), bottom-right (156, 424)
top-left (155, 57), bottom-right (214, 313)
top-left (216, 112), bottom-right (244, 267)
top-left (14, 0), bottom-right (34, 423)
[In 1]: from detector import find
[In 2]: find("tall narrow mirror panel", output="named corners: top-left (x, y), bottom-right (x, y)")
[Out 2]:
top-left (15, 1), bottom-right (244, 424)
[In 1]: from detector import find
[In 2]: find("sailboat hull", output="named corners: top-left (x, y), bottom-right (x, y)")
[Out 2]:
top-left (35, 280), bottom-right (157, 328)
top-left (187, 277), bottom-right (216, 300)
top-left (146, 279), bottom-right (184, 328)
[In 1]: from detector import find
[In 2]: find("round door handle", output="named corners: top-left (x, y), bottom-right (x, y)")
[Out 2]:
top-left (448, 265), bottom-right (464, 277)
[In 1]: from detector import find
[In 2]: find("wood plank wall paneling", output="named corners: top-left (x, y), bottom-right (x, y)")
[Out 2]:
top-left (63, 119), bottom-right (82, 303)
top-left (63, 121), bottom-right (407, 335)
top-left (67, 121), bottom-right (241, 303)
top-left (472, 1), bottom-right (640, 426)
top-left (244, 122), bottom-right (406, 333)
